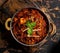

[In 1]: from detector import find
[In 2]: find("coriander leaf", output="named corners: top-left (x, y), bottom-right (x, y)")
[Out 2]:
top-left (26, 20), bottom-right (31, 28)
top-left (31, 22), bottom-right (36, 27)
top-left (26, 20), bottom-right (36, 36)
top-left (27, 28), bottom-right (33, 35)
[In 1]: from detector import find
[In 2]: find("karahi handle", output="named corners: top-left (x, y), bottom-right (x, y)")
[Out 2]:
top-left (5, 18), bottom-right (11, 30)
top-left (49, 22), bottom-right (56, 36)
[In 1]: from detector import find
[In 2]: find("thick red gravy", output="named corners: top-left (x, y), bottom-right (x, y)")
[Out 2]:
top-left (11, 8), bottom-right (48, 45)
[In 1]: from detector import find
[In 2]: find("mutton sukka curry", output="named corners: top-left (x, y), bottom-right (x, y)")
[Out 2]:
top-left (11, 8), bottom-right (49, 45)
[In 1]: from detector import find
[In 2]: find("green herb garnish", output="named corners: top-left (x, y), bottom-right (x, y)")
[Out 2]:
top-left (27, 28), bottom-right (33, 35)
top-left (26, 20), bottom-right (36, 36)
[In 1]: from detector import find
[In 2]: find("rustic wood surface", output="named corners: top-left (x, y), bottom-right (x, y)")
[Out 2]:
top-left (0, 0), bottom-right (60, 53)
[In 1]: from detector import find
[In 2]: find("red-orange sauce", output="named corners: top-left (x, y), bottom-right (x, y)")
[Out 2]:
top-left (12, 8), bottom-right (48, 45)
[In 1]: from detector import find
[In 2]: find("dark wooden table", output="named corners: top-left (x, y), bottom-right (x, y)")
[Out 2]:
top-left (0, 0), bottom-right (60, 53)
